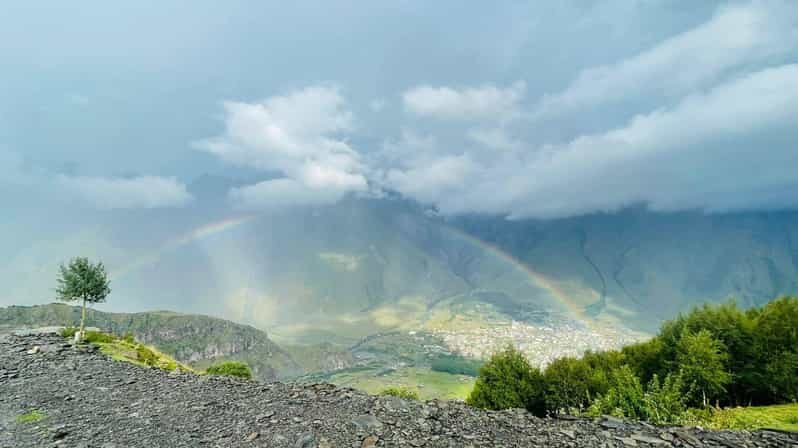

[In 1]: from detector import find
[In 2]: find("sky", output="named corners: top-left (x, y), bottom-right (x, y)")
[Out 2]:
top-left (2, 0), bottom-right (797, 219)
top-left (1, 1), bottom-right (798, 308)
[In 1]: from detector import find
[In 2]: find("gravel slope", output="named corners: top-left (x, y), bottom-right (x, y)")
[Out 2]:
top-left (1, 333), bottom-right (796, 447)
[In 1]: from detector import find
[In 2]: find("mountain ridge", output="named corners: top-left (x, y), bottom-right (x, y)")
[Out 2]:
top-left (0, 303), bottom-right (300, 380)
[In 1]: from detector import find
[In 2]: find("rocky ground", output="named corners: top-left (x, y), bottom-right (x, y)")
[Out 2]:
top-left (1, 333), bottom-right (796, 448)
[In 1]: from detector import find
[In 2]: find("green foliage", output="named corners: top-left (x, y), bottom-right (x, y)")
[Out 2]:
top-left (587, 365), bottom-right (646, 419)
top-left (84, 331), bottom-right (116, 344)
top-left (55, 257), bottom-right (111, 305)
top-left (136, 345), bottom-right (159, 367)
top-left (380, 386), bottom-right (419, 400)
top-left (206, 361), bottom-right (253, 379)
top-left (752, 297), bottom-right (798, 403)
top-left (467, 346), bottom-right (546, 416)
top-left (682, 403), bottom-right (798, 432)
top-left (544, 356), bottom-right (592, 413)
top-left (59, 326), bottom-right (78, 338)
top-left (467, 296), bottom-right (798, 426)
top-left (643, 373), bottom-right (686, 425)
top-left (430, 354), bottom-right (483, 377)
top-left (676, 329), bottom-right (731, 407)
top-left (16, 410), bottom-right (45, 423)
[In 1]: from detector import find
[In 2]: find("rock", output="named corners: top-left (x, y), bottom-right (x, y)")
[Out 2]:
top-left (1, 334), bottom-right (797, 448)
top-left (631, 432), bottom-right (668, 445)
top-left (295, 431), bottom-right (316, 448)
top-left (599, 415), bottom-right (627, 429)
top-left (50, 424), bottom-right (69, 440)
top-left (351, 414), bottom-right (382, 432)
top-left (26, 346), bottom-right (40, 354)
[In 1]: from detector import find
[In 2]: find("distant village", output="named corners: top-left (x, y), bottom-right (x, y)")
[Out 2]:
top-left (431, 318), bottom-right (645, 368)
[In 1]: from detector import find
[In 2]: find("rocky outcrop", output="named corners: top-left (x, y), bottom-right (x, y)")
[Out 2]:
top-left (2, 333), bottom-right (795, 447)
top-left (0, 304), bottom-right (300, 380)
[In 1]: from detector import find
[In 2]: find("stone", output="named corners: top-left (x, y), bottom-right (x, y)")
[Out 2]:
top-left (295, 431), bottom-right (316, 448)
top-left (1, 334), bottom-right (797, 448)
top-left (351, 414), bottom-right (382, 432)
top-left (26, 346), bottom-right (40, 354)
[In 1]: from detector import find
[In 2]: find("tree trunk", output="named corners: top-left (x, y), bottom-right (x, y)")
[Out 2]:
top-left (79, 297), bottom-right (87, 342)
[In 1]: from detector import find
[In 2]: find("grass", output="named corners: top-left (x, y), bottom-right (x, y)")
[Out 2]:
top-left (61, 329), bottom-right (197, 374)
top-left (96, 339), bottom-right (196, 373)
top-left (16, 410), bottom-right (45, 424)
top-left (693, 403), bottom-right (798, 432)
top-left (320, 366), bottom-right (475, 401)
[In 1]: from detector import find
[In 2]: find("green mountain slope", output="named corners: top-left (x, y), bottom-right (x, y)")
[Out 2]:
top-left (0, 303), bottom-right (300, 380)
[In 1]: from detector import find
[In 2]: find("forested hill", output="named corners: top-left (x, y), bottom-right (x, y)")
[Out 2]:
top-left (0, 303), bottom-right (300, 380)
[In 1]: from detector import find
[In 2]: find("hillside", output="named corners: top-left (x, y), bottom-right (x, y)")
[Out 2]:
top-left (0, 303), bottom-right (300, 380)
top-left (2, 332), bottom-right (795, 447)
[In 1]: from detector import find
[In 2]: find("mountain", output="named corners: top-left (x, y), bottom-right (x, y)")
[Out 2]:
top-left (0, 303), bottom-right (300, 380)
top-left (3, 191), bottom-right (798, 354)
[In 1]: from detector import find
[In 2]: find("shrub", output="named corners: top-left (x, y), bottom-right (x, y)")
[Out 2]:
top-left (83, 331), bottom-right (117, 344)
top-left (136, 345), bottom-right (159, 367)
top-left (544, 357), bottom-right (593, 413)
top-left (643, 373), bottom-right (686, 425)
top-left (206, 361), bottom-right (253, 379)
top-left (59, 327), bottom-right (78, 338)
top-left (121, 332), bottom-right (135, 344)
top-left (587, 366), bottom-right (646, 419)
top-left (467, 346), bottom-right (546, 416)
top-left (380, 386), bottom-right (419, 400)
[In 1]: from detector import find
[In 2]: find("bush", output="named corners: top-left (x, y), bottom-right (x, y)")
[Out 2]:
top-left (544, 357), bottom-right (592, 413)
top-left (136, 345), bottom-right (159, 367)
top-left (467, 346), bottom-right (546, 416)
top-left (84, 331), bottom-right (116, 344)
top-left (206, 361), bottom-right (253, 379)
top-left (587, 366), bottom-right (646, 419)
top-left (121, 332), bottom-right (135, 344)
top-left (380, 386), bottom-right (419, 400)
top-left (644, 373), bottom-right (686, 425)
top-left (59, 327), bottom-right (78, 338)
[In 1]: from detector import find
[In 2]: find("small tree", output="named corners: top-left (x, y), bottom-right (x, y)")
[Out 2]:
top-left (55, 257), bottom-right (111, 341)
top-left (676, 329), bottom-right (731, 407)
top-left (467, 346), bottom-right (546, 416)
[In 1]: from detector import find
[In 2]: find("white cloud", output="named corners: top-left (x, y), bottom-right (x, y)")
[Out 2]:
top-left (388, 64), bottom-right (798, 218)
top-left (57, 175), bottom-right (192, 209)
top-left (384, 154), bottom-right (477, 206)
top-left (535, 0), bottom-right (798, 118)
top-left (197, 85), bottom-right (368, 208)
top-left (403, 82), bottom-right (526, 120)
top-left (229, 178), bottom-right (353, 210)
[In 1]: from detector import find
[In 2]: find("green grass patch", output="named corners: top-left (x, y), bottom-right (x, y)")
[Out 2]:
top-left (688, 403), bottom-right (798, 432)
top-left (205, 361), bottom-right (253, 379)
top-left (69, 330), bottom-right (196, 374)
top-left (430, 354), bottom-right (483, 377)
top-left (16, 410), bottom-right (45, 424)
top-left (322, 366), bottom-right (475, 401)
top-left (380, 386), bottom-right (419, 400)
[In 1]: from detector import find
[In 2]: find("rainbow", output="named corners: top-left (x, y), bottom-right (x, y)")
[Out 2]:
top-left (110, 215), bottom-right (256, 280)
top-left (438, 224), bottom-right (592, 322)
top-left (109, 212), bottom-right (594, 324)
